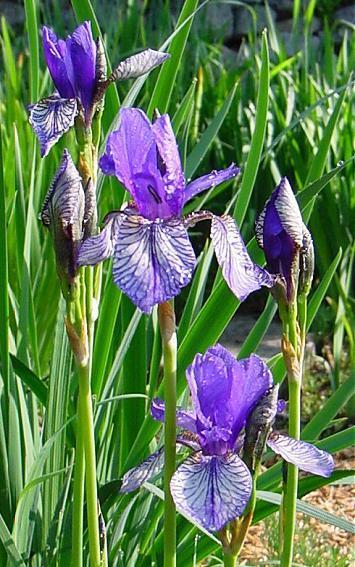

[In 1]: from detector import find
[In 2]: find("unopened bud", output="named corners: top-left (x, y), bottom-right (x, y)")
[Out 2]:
top-left (243, 385), bottom-right (279, 470)
top-left (299, 225), bottom-right (314, 296)
top-left (41, 149), bottom-right (85, 296)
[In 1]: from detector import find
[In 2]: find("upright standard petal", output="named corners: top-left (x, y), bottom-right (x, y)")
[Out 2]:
top-left (120, 448), bottom-right (164, 493)
top-left (151, 398), bottom-right (197, 432)
top-left (170, 452), bottom-right (252, 532)
top-left (186, 346), bottom-right (273, 454)
top-left (267, 433), bottom-right (334, 477)
top-left (100, 108), bottom-right (185, 220)
top-left (42, 27), bottom-right (75, 99)
top-left (41, 149), bottom-right (84, 283)
top-left (255, 177), bottom-right (304, 299)
top-left (184, 164), bottom-right (240, 204)
top-left (28, 95), bottom-right (78, 157)
top-left (152, 114), bottom-right (185, 217)
top-left (112, 214), bottom-right (196, 313)
top-left (211, 215), bottom-right (276, 301)
top-left (68, 21), bottom-right (97, 115)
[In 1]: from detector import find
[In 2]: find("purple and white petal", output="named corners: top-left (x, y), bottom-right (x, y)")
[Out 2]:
top-left (170, 452), bottom-right (252, 532)
top-left (120, 447), bottom-right (164, 493)
top-left (112, 215), bottom-right (196, 313)
top-left (41, 149), bottom-right (84, 230)
top-left (68, 21), bottom-right (96, 116)
top-left (28, 95), bottom-right (78, 157)
top-left (184, 164), bottom-right (240, 204)
top-left (77, 214), bottom-right (124, 266)
top-left (110, 49), bottom-right (169, 82)
top-left (151, 398), bottom-right (197, 432)
top-left (267, 433), bottom-right (334, 477)
top-left (211, 215), bottom-right (276, 301)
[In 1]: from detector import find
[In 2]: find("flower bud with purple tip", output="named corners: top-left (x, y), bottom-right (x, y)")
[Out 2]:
top-left (255, 177), bottom-right (308, 304)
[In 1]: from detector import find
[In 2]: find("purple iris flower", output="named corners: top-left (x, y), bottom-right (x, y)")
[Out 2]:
top-left (77, 107), bottom-right (275, 313)
top-left (28, 22), bottom-right (169, 157)
top-left (255, 177), bottom-right (313, 302)
top-left (120, 345), bottom-right (334, 532)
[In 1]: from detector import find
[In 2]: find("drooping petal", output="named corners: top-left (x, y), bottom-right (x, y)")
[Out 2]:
top-left (110, 49), bottom-right (169, 81)
top-left (267, 433), bottom-right (334, 477)
top-left (28, 95), bottom-right (78, 157)
top-left (77, 213), bottom-right (123, 266)
top-left (68, 21), bottom-right (96, 115)
top-left (170, 452), bottom-right (252, 532)
top-left (112, 214), bottom-right (196, 313)
top-left (41, 149), bottom-right (84, 283)
top-left (42, 26), bottom-right (75, 99)
top-left (151, 398), bottom-right (197, 432)
top-left (152, 114), bottom-right (185, 216)
top-left (120, 447), bottom-right (164, 493)
top-left (211, 215), bottom-right (276, 301)
top-left (184, 164), bottom-right (240, 204)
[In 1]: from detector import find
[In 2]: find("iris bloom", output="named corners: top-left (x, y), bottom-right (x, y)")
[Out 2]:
top-left (120, 345), bottom-right (334, 532)
top-left (78, 107), bottom-right (275, 313)
top-left (28, 21), bottom-right (168, 156)
top-left (255, 177), bottom-right (314, 302)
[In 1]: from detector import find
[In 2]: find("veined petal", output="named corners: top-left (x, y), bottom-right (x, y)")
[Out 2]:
top-left (110, 49), bottom-right (169, 81)
top-left (170, 452), bottom-right (252, 531)
top-left (211, 215), bottom-right (275, 301)
top-left (77, 214), bottom-right (123, 266)
top-left (120, 448), bottom-right (164, 493)
top-left (151, 398), bottom-right (197, 432)
top-left (184, 164), bottom-right (240, 204)
top-left (112, 215), bottom-right (196, 313)
top-left (267, 433), bottom-right (334, 477)
top-left (28, 95), bottom-right (78, 157)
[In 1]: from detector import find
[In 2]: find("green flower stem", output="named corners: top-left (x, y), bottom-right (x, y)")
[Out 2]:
top-left (279, 303), bottom-right (302, 567)
top-left (158, 301), bottom-right (177, 567)
top-left (223, 552), bottom-right (237, 567)
top-left (281, 379), bottom-right (301, 567)
top-left (72, 398), bottom-right (85, 567)
top-left (78, 360), bottom-right (101, 567)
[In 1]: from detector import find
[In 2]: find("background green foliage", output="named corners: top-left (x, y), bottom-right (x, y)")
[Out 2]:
top-left (0, 0), bottom-right (354, 565)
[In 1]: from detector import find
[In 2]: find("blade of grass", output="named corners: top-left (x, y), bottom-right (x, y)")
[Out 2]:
top-left (233, 30), bottom-right (269, 225)
top-left (147, 0), bottom-right (200, 116)
top-left (24, 0), bottom-right (39, 102)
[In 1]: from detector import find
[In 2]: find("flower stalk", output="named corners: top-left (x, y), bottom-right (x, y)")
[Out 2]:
top-left (158, 301), bottom-right (177, 567)
top-left (279, 303), bottom-right (301, 567)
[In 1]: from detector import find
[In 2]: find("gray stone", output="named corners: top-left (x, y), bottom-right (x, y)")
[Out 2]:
top-left (220, 314), bottom-right (281, 360)
top-left (335, 5), bottom-right (355, 24)
top-left (204, 4), bottom-right (235, 38)
top-left (0, 1), bottom-right (25, 26)
top-left (234, 5), bottom-right (276, 38)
